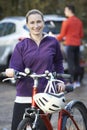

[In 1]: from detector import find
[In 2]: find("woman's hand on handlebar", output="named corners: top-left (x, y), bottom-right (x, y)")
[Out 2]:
top-left (57, 82), bottom-right (66, 92)
top-left (5, 68), bottom-right (15, 77)
top-left (57, 82), bottom-right (74, 93)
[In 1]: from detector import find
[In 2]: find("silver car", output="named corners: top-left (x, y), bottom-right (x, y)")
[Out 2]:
top-left (0, 16), bottom-right (29, 72)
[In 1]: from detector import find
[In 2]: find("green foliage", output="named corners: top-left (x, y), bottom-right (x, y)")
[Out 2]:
top-left (0, 0), bottom-right (87, 19)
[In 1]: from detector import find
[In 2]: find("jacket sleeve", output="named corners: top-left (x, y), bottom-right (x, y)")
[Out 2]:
top-left (9, 42), bottom-right (25, 71)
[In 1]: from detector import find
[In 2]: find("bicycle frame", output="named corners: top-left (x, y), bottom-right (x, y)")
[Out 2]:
top-left (31, 77), bottom-right (53, 130)
top-left (30, 75), bottom-right (80, 130)
top-left (2, 70), bottom-right (83, 130)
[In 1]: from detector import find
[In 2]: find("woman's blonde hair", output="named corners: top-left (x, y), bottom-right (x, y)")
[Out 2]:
top-left (26, 9), bottom-right (44, 23)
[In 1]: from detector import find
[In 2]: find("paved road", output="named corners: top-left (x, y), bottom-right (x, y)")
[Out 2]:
top-left (0, 74), bottom-right (87, 130)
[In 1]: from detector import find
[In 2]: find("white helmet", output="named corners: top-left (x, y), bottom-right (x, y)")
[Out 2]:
top-left (33, 92), bottom-right (65, 114)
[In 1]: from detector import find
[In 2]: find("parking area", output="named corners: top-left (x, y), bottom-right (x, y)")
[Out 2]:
top-left (0, 73), bottom-right (87, 130)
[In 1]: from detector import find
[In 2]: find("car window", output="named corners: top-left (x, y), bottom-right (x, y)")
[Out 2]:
top-left (44, 21), bottom-right (63, 34)
top-left (23, 25), bottom-right (29, 32)
top-left (0, 22), bottom-right (16, 36)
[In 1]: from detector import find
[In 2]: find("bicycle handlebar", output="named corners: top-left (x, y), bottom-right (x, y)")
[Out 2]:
top-left (16, 68), bottom-right (71, 79)
top-left (52, 72), bottom-right (71, 79)
top-left (1, 68), bottom-right (73, 93)
top-left (0, 72), bottom-right (6, 77)
top-left (0, 68), bottom-right (71, 80)
top-left (1, 68), bottom-right (71, 82)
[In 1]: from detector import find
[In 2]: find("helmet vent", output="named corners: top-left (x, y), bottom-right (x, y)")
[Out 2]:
top-left (36, 100), bottom-right (41, 107)
top-left (62, 99), bottom-right (65, 102)
top-left (42, 97), bottom-right (48, 102)
top-left (39, 98), bottom-right (45, 106)
top-left (49, 108), bottom-right (55, 112)
top-left (52, 104), bottom-right (59, 108)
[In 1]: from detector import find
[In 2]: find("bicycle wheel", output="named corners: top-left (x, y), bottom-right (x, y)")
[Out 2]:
top-left (17, 118), bottom-right (33, 130)
top-left (17, 117), bottom-right (48, 130)
top-left (62, 100), bottom-right (87, 130)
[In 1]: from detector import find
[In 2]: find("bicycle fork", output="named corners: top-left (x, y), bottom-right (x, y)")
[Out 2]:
top-left (32, 109), bottom-right (40, 129)
top-left (58, 109), bottom-right (80, 130)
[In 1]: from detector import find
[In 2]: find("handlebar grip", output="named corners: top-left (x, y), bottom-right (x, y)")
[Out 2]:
top-left (0, 72), bottom-right (6, 77)
top-left (53, 72), bottom-right (71, 79)
top-left (65, 84), bottom-right (74, 92)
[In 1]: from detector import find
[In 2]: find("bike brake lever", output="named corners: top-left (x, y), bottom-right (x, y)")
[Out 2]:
top-left (2, 77), bottom-right (15, 82)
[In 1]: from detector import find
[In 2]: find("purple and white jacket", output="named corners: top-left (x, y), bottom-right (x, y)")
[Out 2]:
top-left (9, 35), bottom-right (64, 97)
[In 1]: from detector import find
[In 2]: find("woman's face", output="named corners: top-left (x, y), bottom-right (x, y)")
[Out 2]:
top-left (27, 13), bottom-right (44, 35)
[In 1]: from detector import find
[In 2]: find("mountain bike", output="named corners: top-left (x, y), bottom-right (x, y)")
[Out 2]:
top-left (2, 69), bottom-right (87, 130)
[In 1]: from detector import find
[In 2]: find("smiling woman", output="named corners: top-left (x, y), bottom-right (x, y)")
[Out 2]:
top-left (5, 9), bottom-right (64, 130)
top-left (26, 9), bottom-right (45, 45)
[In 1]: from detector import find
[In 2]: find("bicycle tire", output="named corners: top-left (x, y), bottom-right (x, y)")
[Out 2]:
top-left (61, 100), bottom-right (87, 130)
top-left (17, 118), bottom-right (33, 130)
top-left (17, 117), bottom-right (48, 130)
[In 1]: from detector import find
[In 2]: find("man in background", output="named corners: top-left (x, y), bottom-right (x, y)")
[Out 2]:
top-left (56, 4), bottom-right (84, 87)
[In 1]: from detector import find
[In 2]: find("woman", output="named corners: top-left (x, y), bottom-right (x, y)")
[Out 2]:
top-left (5, 9), bottom-right (65, 130)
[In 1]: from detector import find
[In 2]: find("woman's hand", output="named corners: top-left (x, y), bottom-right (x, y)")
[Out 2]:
top-left (5, 68), bottom-right (15, 77)
top-left (57, 82), bottom-right (65, 92)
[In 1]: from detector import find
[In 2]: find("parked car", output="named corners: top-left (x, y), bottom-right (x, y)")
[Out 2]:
top-left (0, 16), bottom-right (29, 72)
top-left (43, 14), bottom-right (66, 34)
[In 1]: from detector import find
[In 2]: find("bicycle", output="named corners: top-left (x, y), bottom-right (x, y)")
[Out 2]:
top-left (2, 68), bottom-right (87, 130)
